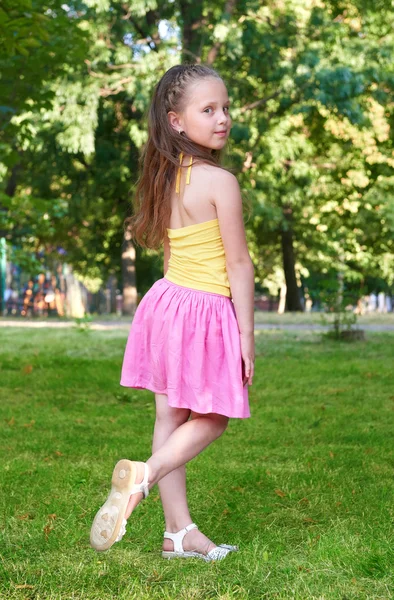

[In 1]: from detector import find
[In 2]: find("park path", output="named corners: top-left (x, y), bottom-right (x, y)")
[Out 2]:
top-left (0, 319), bottom-right (393, 332)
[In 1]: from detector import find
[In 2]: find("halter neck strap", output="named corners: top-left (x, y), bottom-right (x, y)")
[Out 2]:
top-left (176, 152), bottom-right (193, 194)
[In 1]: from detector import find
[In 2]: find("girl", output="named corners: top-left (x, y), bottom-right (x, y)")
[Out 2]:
top-left (90, 64), bottom-right (255, 562)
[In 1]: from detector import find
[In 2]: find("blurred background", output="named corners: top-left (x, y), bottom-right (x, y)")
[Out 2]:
top-left (1, 0), bottom-right (393, 320)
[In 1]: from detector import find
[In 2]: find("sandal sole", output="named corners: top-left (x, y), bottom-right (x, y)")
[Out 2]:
top-left (90, 459), bottom-right (137, 552)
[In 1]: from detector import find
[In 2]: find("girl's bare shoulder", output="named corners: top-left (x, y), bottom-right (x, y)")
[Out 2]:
top-left (193, 161), bottom-right (239, 189)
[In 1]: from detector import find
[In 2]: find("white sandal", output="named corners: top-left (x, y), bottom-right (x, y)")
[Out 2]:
top-left (90, 459), bottom-right (149, 552)
top-left (161, 523), bottom-right (238, 562)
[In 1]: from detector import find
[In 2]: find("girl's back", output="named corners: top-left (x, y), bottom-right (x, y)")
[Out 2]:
top-left (167, 160), bottom-right (219, 230)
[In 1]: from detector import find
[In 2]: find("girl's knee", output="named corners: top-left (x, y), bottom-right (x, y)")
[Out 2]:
top-left (191, 411), bottom-right (229, 437)
top-left (213, 414), bottom-right (229, 436)
top-left (155, 393), bottom-right (190, 427)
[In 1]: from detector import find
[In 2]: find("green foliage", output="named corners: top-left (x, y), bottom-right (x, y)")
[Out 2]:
top-left (0, 0), bottom-right (393, 296)
top-left (0, 0), bottom-right (89, 157)
top-left (7, 244), bottom-right (42, 274)
top-left (229, 0), bottom-right (394, 293)
top-left (74, 313), bottom-right (93, 332)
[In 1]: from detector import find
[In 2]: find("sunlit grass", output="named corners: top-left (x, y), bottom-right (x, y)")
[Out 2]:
top-left (0, 328), bottom-right (393, 599)
top-left (2, 311), bottom-right (394, 327)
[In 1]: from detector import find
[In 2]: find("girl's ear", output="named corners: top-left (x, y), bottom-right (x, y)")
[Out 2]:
top-left (167, 111), bottom-right (183, 133)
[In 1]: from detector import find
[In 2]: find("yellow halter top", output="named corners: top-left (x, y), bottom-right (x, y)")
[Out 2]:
top-left (165, 153), bottom-right (231, 298)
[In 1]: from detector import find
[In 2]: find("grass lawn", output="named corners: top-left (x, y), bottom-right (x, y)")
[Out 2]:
top-left (0, 327), bottom-right (393, 599)
top-left (2, 312), bottom-right (394, 328)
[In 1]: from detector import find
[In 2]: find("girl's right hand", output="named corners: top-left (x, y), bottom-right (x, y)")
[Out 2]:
top-left (240, 331), bottom-right (255, 386)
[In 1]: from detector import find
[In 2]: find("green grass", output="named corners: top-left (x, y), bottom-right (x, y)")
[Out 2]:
top-left (253, 311), bottom-right (394, 326)
top-left (0, 327), bottom-right (393, 599)
top-left (2, 311), bottom-right (394, 327)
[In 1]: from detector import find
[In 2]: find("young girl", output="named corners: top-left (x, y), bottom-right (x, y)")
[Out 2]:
top-left (90, 64), bottom-right (255, 562)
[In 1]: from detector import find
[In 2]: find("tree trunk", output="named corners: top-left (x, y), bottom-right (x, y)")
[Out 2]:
top-left (107, 273), bottom-right (117, 313)
top-left (180, 0), bottom-right (204, 63)
top-left (5, 163), bottom-right (19, 198)
top-left (277, 282), bottom-right (287, 314)
top-left (281, 205), bottom-right (303, 312)
top-left (121, 230), bottom-right (137, 316)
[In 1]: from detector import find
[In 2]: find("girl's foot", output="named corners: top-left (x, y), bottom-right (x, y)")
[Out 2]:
top-left (162, 526), bottom-right (217, 555)
top-left (162, 523), bottom-right (237, 562)
top-left (90, 459), bottom-right (150, 552)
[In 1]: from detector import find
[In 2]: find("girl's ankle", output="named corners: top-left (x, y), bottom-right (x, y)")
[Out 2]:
top-left (165, 518), bottom-right (194, 533)
top-left (145, 457), bottom-right (161, 487)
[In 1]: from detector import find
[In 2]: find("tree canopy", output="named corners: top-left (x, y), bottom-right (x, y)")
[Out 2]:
top-left (1, 0), bottom-right (393, 310)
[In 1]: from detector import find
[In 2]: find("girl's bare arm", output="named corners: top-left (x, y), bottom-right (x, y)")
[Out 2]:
top-left (211, 170), bottom-right (255, 336)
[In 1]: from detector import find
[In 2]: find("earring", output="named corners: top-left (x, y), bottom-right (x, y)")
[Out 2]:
top-left (179, 129), bottom-right (184, 134)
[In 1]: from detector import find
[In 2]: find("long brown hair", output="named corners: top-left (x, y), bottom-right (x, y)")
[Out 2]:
top-left (124, 64), bottom-right (230, 249)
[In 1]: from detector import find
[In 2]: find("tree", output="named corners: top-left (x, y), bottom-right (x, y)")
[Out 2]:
top-left (1, 0), bottom-right (393, 316)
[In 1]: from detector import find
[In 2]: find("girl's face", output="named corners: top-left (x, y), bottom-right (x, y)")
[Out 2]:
top-left (169, 77), bottom-right (232, 151)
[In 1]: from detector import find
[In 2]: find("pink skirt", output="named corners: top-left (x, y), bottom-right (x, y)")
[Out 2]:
top-left (120, 277), bottom-right (250, 419)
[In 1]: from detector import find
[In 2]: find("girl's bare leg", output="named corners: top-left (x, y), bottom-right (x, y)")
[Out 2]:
top-left (151, 395), bottom-right (192, 532)
top-left (149, 394), bottom-right (221, 554)
top-left (124, 393), bottom-right (229, 554)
